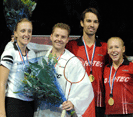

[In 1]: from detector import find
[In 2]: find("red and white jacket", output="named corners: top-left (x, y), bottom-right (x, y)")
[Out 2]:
top-left (104, 58), bottom-right (133, 115)
top-left (66, 36), bottom-right (109, 107)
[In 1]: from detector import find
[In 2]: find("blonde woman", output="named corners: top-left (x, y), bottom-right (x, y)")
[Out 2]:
top-left (104, 37), bottom-right (133, 117)
top-left (0, 18), bottom-right (36, 117)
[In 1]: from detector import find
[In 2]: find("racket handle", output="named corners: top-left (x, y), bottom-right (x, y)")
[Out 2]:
top-left (61, 110), bottom-right (66, 117)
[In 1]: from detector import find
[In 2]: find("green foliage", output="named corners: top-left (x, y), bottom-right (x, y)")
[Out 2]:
top-left (3, 0), bottom-right (37, 31)
top-left (21, 0), bottom-right (36, 13)
top-left (15, 54), bottom-right (65, 106)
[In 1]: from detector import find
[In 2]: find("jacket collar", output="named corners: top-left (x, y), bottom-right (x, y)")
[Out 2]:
top-left (13, 41), bottom-right (30, 51)
top-left (107, 57), bottom-right (130, 67)
top-left (77, 36), bottom-right (102, 47)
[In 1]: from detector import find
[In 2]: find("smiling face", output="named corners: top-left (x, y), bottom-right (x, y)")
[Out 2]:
top-left (50, 27), bottom-right (69, 52)
top-left (14, 21), bottom-right (32, 47)
top-left (107, 37), bottom-right (125, 64)
top-left (80, 12), bottom-right (99, 36)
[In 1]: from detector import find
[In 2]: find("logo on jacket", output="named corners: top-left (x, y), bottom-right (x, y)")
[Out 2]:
top-left (56, 74), bottom-right (62, 79)
top-left (122, 69), bottom-right (129, 72)
top-left (85, 60), bottom-right (103, 67)
top-left (104, 76), bottom-right (130, 83)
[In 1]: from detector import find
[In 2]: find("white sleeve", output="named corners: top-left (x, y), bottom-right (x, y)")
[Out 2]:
top-left (27, 42), bottom-right (52, 52)
top-left (0, 49), bottom-right (14, 70)
top-left (27, 42), bottom-right (52, 57)
top-left (4, 41), bottom-right (13, 51)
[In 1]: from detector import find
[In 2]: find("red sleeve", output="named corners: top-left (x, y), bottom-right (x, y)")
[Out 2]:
top-left (66, 40), bottom-right (77, 54)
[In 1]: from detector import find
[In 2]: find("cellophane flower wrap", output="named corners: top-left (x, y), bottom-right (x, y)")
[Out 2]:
top-left (14, 54), bottom-right (66, 107)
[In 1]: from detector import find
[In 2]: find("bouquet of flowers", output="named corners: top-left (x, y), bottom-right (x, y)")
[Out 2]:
top-left (3, 0), bottom-right (37, 32)
top-left (14, 54), bottom-right (66, 107)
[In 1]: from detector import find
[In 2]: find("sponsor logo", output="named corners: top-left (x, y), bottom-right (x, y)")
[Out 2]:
top-left (85, 60), bottom-right (103, 67)
top-left (122, 69), bottom-right (129, 72)
top-left (104, 76), bottom-right (130, 83)
top-left (56, 74), bottom-right (62, 79)
top-left (97, 54), bottom-right (103, 56)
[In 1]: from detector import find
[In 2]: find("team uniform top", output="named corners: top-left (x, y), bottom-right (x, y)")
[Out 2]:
top-left (104, 58), bottom-right (133, 115)
top-left (66, 36), bottom-right (108, 107)
top-left (34, 47), bottom-right (95, 117)
top-left (0, 42), bottom-right (36, 101)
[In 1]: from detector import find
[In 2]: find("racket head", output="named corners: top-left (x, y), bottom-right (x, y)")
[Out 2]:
top-left (63, 56), bottom-right (86, 84)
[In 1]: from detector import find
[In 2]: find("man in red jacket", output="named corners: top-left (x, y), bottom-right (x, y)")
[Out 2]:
top-left (66, 7), bottom-right (109, 117)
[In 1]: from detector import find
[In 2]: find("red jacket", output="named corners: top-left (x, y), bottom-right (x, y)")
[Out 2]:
top-left (104, 58), bottom-right (133, 115)
top-left (66, 36), bottom-right (108, 107)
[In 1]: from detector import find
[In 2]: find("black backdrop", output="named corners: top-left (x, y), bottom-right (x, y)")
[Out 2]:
top-left (1, 0), bottom-right (133, 55)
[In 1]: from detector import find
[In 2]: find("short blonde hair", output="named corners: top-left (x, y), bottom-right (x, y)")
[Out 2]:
top-left (52, 23), bottom-right (71, 36)
top-left (107, 37), bottom-right (124, 46)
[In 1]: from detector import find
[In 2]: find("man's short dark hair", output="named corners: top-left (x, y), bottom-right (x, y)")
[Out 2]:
top-left (80, 7), bottom-right (101, 22)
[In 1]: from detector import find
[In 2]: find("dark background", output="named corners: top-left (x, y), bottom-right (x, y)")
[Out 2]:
top-left (1, 0), bottom-right (133, 55)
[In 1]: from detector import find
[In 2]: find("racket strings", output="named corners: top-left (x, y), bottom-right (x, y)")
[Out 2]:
top-left (64, 56), bottom-right (86, 84)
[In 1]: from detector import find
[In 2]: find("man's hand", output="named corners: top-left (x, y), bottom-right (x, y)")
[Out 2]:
top-left (62, 101), bottom-right (74, 111)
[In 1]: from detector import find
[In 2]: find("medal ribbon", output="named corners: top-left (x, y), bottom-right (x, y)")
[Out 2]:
top-left (50, 50), bottom-right (64, 67)
top-left (109, 60), bottom-right (124, 95)
top-left (16, 43), bottom-right (29, 65)
top-left (55, 54), bottom-right (63, 67)
top-left (109, 65), bottom-right (117, 95)
top-left (82, 37), bottom-right (96, 73)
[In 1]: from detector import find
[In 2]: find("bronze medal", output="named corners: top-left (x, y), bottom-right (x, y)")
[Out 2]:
top-left (108, 97), bottom-right (114, 106)
top-left (89, 74), bottom-right (94, 82)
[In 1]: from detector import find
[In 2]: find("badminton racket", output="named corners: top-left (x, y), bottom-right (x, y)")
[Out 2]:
top-left (61, 56), bottom-right (86, 117)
